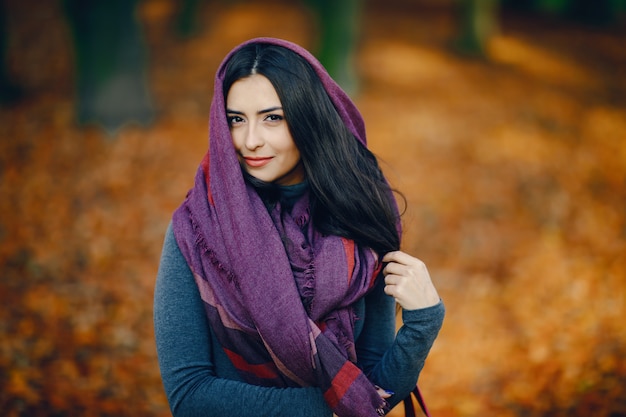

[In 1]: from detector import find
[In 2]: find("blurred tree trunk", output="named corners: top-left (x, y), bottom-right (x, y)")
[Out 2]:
top-left (175, 0), bottom-right (201, 38)
top-left (0, 0), bottom-right (21, 105)
top-left (303, 0), bottom-right (362, 96)
top-left (454, 0), bottom-right (500, 57)
top-left (64, 0), bottom-right (154, 135)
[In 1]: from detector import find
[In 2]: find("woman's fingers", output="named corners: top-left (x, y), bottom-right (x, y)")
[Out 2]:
top-left (375, 385), bottom-right (394, 399)
top-left (382, 250), bottom-right (440, 310)
top-left (382, 250), bottom-right (414, 265)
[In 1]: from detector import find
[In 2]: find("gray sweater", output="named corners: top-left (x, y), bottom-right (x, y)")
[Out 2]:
top-left (154, 223), bottom-right (445, 417)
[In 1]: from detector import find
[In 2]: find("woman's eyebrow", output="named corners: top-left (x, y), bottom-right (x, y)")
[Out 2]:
top-left (226, 107), bottom-right (283, 115)
top-left (258, 106), bottom-right (283, 114)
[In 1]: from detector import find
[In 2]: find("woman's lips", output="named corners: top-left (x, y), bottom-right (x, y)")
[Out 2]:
top-left (243, 156), bottom-right (273, 168)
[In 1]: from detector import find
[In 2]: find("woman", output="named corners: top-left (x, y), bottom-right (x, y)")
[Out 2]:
top-left (154, 37), bottom-right (444, 417)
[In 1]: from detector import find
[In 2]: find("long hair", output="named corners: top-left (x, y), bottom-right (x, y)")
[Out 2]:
top-left (222, 43), bottom-right (401, 255)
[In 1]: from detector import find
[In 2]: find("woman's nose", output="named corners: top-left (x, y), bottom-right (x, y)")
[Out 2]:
top-left (244, 124), bottom-right (264, 150)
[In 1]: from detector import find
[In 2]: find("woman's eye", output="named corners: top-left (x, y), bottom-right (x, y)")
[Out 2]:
top-left (265, 114), bottom-right (283, 122)
top-left (227, 115), bottom-right (243, 125)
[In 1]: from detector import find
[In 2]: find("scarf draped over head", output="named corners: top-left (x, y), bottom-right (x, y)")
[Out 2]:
top-left (172, 37), bottom-right (399, 417)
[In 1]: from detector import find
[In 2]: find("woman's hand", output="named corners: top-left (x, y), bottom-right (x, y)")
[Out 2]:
top-left (381, 251), bottom-right (440, 310)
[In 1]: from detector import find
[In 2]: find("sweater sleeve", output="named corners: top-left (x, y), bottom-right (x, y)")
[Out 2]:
top-left (355, 275), bottom-right (445, 410)
top-left (153, 224), bottom-right (332, 417)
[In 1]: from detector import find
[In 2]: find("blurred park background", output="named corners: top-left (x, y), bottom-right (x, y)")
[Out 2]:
top-left (1, 0), bottom-right (625, 416)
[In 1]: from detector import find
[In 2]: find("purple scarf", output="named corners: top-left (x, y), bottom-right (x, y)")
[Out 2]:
top-left (172, 38), bottom-right (397, 417)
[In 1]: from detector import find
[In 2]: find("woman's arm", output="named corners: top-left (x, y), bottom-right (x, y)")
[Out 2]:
top-left (154, 224), bottom-right (332, 417)
top-left (355, 254), bottom-right (445, 410)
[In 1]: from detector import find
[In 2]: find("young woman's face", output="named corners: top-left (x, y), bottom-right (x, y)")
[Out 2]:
top-left (226, 74), bottom-right (304, 186)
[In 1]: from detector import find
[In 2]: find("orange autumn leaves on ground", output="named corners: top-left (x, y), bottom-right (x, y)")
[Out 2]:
top-left (1, 1), bottom-right (626, 416)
